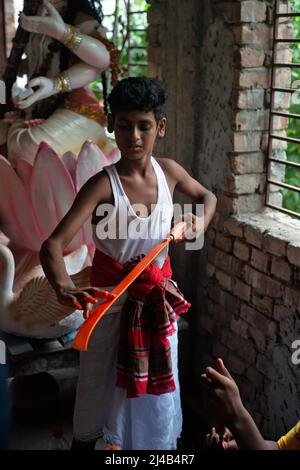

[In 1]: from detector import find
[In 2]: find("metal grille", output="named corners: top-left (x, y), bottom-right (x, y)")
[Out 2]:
top-left (267, 0), bottom-right (300, 218)
top-left (102, 0), bottom-right (149, 78)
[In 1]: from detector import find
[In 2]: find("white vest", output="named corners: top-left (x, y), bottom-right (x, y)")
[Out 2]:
top-left (92, 157), bottom-right (173, 268)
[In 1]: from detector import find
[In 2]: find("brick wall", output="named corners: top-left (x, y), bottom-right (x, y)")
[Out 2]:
top-left (148, 0), bottom-right (300, 439)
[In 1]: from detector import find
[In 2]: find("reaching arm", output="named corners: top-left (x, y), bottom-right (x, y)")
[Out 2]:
top-left (40, 172), bottom-right (115, 315)
top-left (159, 158), bottom-right (217, 234)
top-left (201, 358), bottom-right (279, 450)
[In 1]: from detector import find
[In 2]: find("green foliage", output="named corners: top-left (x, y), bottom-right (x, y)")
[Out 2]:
top-left (282, 0), bottom-right (300, 212)
top-left (89, 0), bottom-right (149, 101)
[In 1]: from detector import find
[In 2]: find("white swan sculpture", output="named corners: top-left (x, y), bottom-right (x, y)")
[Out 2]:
top-left (0, 243), bottom-right (91, 339)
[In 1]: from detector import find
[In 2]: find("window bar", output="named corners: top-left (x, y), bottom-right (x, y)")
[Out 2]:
top-left (268, 157), bottom-right (300, 169)
top-left (127, 0), bottom-right (131, 77)
top-left (266, 0), bottom-right (280, 211)
top-left (266, 0), bottom-right (300, 218)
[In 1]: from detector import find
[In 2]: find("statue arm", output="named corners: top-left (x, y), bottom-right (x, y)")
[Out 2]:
top-left (20, 1), bottom-right (110, 71)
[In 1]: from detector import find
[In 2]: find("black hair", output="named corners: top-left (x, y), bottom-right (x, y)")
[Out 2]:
top-left (107, 77), bottom-right (166, 122)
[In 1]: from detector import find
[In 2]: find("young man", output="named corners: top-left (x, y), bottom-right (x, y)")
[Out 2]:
top-left (40, 77), bottom-right (217, 450)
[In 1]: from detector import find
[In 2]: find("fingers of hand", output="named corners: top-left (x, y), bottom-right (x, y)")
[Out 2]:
top-left (14, 88), bottom-right (34, 104)
top-left (16, 92), bottom-right (42, 109)
top-left (83, 302), bottom-right (93, 320)
top-left (90, 289), bottom-right (116, 300)
top-left (58, 295), bottom-right (82, 310)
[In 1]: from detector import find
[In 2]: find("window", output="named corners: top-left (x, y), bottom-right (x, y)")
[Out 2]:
top-left (267, 0), bottom-right (300, 217)
top-left (101, 0), bottom-right (150, 78)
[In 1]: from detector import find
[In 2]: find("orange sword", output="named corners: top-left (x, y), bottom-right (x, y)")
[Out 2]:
top-left (72, 221), bottom-right (186, 351)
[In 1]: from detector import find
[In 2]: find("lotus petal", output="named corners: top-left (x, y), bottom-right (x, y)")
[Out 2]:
top-left (0, 155), bottom-right (41, 250)
top-left (75, 140), bottom-right (109, 191)
top-left (29, 142), bottom-right (84, 252)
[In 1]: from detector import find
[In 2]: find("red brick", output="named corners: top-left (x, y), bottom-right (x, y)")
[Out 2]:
top-left (233, 110), bottom-right (269, 132)
top-left (287, 245), bottom-right (300, 268)
top-left (271, 258), bottom-right (292, 282)
top-left (232, 24), bottom-right (271, 46)
top-left (252, 291), bottom-right (273, 315)
top-left (248, 326), bottom-right (266, 351)
top-left (216, 269), bottom-right (232, 290)
top-left (275, 68), bottom-right (292, 89)
top-left (233, 194), bottom-right (264, 213)
top-left (207, 282), bottom-right (225, 305)
top-left (250, 248), bottom-right (269, 273)
top-left (233, 278), bottom-right (251, 301)
top-left (212, 213), bottom-right (225, 231)
top-left (233, 132), bottom-right (261, 152)
top-left (242, 265), bottom-right (282, 298)
top-left (208, 248), bottom-right (233, 273)
top-left (231, 257), bottom-right (243, 277)
top-left (274, 304), bottom-right (290, 321)
top-left (232, 89), bottom-right (265, 110)
top-left (230, 153), bottom-right (265, 175)
top-left (277, 24), bottom-right (294, 40)
top-left (222, 330), bottom-right (256, 364)
top-left (230, 317), bottom-right (249, 338)
top-left (233, 240), bottom-right (250, 261)
top-left (234, 47), bottom-right (265, 68)
top-left (215, 1), bottom-right (266, 23)
top-left (225, 217), bottom-right (244, 237)
top-left (227, 174), bottom-right (265, 194)
top-left (263, 235), bottom-right (286, 257)
top-left (235, 69), bottom-right (269, 89)
top-left (244, 225), bottom-right (263, 248)
top-left (215, 232), bottom-right (233, 253)
top-left (240, 304), bottom-right (278, 336)
top-left (223, 292), bottom-right (241, 317)
top-left (241, 2), bottom-right (267, 23)
top-left (216, 195), bottom-right (234, 214)
top-left (207, 262), bottom-right (216, 278)
top-left (284, 287), bottom-right (300, 310)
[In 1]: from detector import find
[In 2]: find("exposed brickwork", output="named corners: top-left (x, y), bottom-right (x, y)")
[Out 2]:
top-left (148, 0), bottom-right (300, 439)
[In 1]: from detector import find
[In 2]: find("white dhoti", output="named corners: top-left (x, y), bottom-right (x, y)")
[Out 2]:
top-left (73, 310), bottom-right (182, 450)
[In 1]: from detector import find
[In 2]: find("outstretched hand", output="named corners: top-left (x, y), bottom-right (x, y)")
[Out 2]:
top-left (20, 0), bottom-right (66, 41)
top-left (201, 358), bottom-right (245, 427)
top-left (56, 286), bottom-right (116, 320)
top-left (13, 77), bottom-right (56, 109)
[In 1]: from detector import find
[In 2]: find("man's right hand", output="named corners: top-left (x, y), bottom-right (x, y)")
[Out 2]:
top-left (55, 286), bottom-right (116, 319)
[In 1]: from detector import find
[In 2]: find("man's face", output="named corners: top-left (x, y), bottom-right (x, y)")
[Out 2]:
top-left (108, 110), bottom-right (166, 161)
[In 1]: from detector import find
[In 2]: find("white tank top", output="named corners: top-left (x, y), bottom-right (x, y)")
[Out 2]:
top-left (92, 157), bottom-right (173, 269)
